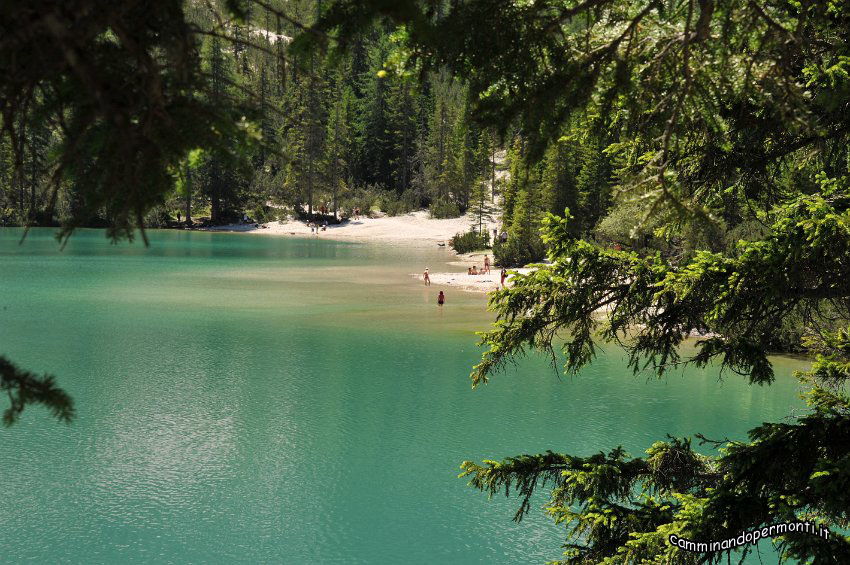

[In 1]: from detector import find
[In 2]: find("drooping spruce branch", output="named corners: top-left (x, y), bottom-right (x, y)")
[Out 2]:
top-left (473, 187), bottom-right (850, 389)
top-left (460, 386), bottom-right (850, 563)
top-left (0, 356), bottom-right (73, 426)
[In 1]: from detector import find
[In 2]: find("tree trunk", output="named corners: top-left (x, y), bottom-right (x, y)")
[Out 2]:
top-left (307, 156), bottom-right (313, 216)
top-left (30, 139), bottom-right (36, 220)
top-left (184, 160), bottom-right (192, 224)
top-left (17, 117), bottom-right (25, 217)
top-left (333, 102), bottom-right (340, 219)
top-left (491, 140), bottom-right (496, 202)
top-left (211, 161), bottom-right (221, 224)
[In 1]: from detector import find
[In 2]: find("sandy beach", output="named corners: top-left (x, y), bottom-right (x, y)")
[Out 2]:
top-left (207, 210), bottom-right (483, 245)
top-left (408, 250), bottom-right (532, 292)
top-left (413, 267), bottom-right (531, 293)
top-left (203, 209), bottom-right (532, 293)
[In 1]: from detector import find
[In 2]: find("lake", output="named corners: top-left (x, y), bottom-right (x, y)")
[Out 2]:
top-left (0, 228), bottom-right (806, 563)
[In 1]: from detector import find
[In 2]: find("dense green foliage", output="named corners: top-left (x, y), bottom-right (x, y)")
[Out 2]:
top-left (306, 0), bottom-right (850, 562)
top-left (3, 1), bottom-right (850, 563)
top-left (0, 1), bottom-right (499, 230)
top-left (449, 229), bottom-right (489, 254)
top-left (0, 0), bottom-right (253, 238)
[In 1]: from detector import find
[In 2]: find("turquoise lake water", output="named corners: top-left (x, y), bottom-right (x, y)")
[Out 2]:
top-left (0, 228), bottom-right (807, 563)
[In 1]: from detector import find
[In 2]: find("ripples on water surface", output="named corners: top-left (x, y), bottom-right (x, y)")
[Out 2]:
top-left (0, 228), bottom-right (806, 563)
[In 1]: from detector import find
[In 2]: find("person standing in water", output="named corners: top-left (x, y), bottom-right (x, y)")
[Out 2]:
top-left (484, 255), bottom-right (491, 274)
top-left (437, 291), bottom-right (445, 306)
top-left (424, 268), bottom-right (431, 286)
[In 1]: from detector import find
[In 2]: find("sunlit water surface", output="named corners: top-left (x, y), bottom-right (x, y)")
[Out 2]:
top-left (0, 228), bottom-right (806, 563)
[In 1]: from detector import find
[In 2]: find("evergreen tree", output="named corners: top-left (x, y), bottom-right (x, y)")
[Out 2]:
top-left (495, 173), bottom-right (545, 267)
top-left (502, 137), bottom-right (524, 225)
top-left (387, 79), bottom-right (418, 193)
top-left (478, 129), bottom-right (496, 203)
top-left (205, 35), bottom-right (226, 224)
top-left (324, 77), bottom-right (351, 218)
top-left (305, 2), bottom-right (850, 562)
top-left (25, 112), bottom-right (49, 221)
top-left (541, 137), bottom-right (580, 236)
top-left (468, 177), bottom-right (495, 238)
top-left (357, 38), bottom-right (394, 188)
top-left (575, 131), bottom-right (613, 233)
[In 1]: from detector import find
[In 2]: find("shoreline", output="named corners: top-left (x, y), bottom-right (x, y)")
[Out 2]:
top-left (411, 268), bottom-right (529, 294)
top-left (412, 250), bottom-right (534, 293)
top-left (202, 209), bottom-right (521, 294)
top-left (202, 209), bottom-right (482, 246)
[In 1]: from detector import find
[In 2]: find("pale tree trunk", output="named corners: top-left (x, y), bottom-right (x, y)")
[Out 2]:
top-left (184, 160), bottom-right (192, 224)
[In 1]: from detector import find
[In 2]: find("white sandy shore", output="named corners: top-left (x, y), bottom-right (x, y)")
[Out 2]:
top-left (204, 151), bottom-right (513, 292)
top-left (205, 209), bottom-right (527, 293)
top-left (206, 210), bottom-right (487, 246)
top-left (413, 268), bottom-right (532, 293)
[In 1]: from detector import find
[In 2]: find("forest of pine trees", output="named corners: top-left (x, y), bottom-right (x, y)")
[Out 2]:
top-left (0, 2), bottom-right (490, 228)
top-left (0, 0), bottom-right (623, 267)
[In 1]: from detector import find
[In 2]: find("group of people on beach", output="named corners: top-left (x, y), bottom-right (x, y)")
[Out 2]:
top-left (307, 220), bottom-right (328, 234)
top-left (467, 255), bottom-right (492, 276)
top-left (467, 256), bottom-right (509, 287)
top-left (422, 255), bottom-right (510, 307)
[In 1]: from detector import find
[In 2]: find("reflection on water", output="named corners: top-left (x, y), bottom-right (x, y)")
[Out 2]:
top-left (0, 228), bottom-right (807, 563)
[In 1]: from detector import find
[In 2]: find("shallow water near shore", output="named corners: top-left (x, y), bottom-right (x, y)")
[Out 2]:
top-left (0, 228), bottom-right (806, 563)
